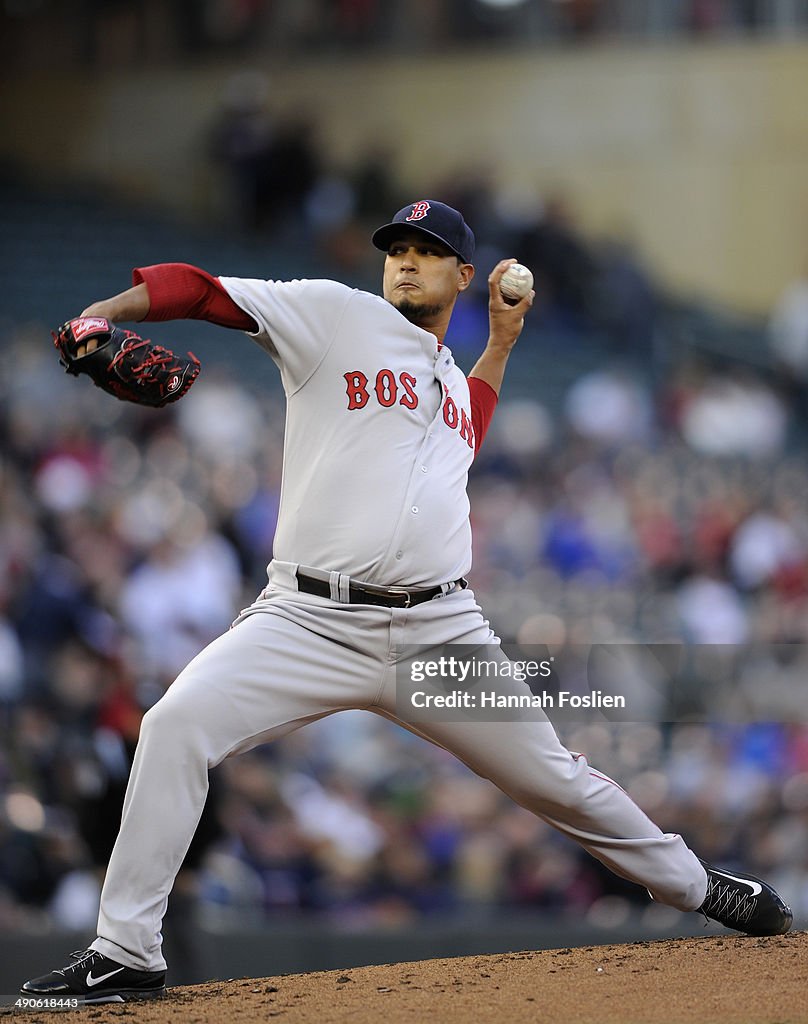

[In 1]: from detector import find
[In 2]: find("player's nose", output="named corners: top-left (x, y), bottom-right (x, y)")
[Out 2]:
top-left (399, 246), bottom-right (419, 268)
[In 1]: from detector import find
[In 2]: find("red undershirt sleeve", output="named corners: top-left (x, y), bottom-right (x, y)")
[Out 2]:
top-left (132, 263), bottom-right (257, 331)
top-left (468, 376), bottom-right (499, 456)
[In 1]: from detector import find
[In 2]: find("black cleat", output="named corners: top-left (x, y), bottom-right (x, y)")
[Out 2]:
top-left (698, 860), bottom-right (793, 937)
top-left (21, 948), bottom-right (166, 1004)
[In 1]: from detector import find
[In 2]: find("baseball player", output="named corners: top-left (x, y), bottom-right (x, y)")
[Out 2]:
top-left (22, 201), bottom-right (791, 1003)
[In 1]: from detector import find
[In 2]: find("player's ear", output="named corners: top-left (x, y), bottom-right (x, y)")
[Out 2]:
top-left (457, 263), bottom-right (474, 292)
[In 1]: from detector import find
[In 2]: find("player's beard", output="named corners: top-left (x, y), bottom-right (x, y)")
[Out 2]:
top-left (392, 297), bottom-right (446, 326)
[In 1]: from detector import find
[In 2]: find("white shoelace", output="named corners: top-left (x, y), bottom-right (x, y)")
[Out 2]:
top-left (703, 877), bottom-right (756, 925)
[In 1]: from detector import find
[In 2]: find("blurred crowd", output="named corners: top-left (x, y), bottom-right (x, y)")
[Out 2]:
top-left (2, 176), bottom-right (808, 944)
top-left (4, 0), bottom-right (808, 70)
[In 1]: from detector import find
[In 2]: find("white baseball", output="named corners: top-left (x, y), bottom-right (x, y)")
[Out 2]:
top-left (499, 263), bottom-right (533, 303)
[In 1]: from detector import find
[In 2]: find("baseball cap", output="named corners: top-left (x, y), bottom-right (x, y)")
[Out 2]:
top-left (372, 200), bottom-right (475, 264)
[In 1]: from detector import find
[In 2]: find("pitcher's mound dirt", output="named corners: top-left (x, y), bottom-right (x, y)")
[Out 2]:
top-left (7, 932), bottom-right (806, 1024)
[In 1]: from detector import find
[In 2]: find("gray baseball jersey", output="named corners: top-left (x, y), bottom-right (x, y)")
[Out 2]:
top-left (219, 277), bottom-right (475, 586)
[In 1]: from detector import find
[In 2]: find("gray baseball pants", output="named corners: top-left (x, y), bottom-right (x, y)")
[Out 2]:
top-left (92, 559), bottom-right (707, 971)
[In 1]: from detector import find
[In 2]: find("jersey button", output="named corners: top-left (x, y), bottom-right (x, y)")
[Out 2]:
top-left (411, 506), bottom-right (419, 514)
top-left (421, 465), bottom-right (428, 473)
top-left (395, 551), bottom-right (403, 560)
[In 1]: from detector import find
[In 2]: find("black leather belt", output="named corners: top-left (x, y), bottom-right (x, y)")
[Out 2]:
top-left (295, 568), bottom-right (467, 609)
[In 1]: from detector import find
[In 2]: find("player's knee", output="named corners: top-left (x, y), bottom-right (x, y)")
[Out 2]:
top-left (138, 685), bottom-right (223, 765)
top-left (138, 702), bottom-right (167, 743)
top-left (139, 694), bottom-right (188, 744)
top-left (136, 701), bottom-right (214, 775)
top-left (502, 752), bottom-right (592, 811)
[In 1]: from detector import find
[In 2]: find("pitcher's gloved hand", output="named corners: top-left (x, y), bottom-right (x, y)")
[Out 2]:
top-left (53, 317), bottom-right (200, 407)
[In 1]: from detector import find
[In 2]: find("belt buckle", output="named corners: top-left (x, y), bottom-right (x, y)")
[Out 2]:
top-left (385, 586), bottom-right (412, 608)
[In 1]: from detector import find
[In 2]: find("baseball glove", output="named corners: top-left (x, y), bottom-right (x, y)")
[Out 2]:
top-left (53, 317), bottom-right (200, 408)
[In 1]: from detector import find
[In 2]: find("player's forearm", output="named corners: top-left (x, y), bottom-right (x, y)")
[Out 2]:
top-left (80, 264), bottom-right (256, 331)
top-left (81, 283), bottom-right (150, 323)
top-left (473, 259), bottom-right (533, 395)
top-left (468, 343), bottom-right (512, 397)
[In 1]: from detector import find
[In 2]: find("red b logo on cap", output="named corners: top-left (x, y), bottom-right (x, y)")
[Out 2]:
top-left (406, 201), bottom-right (430, 222)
